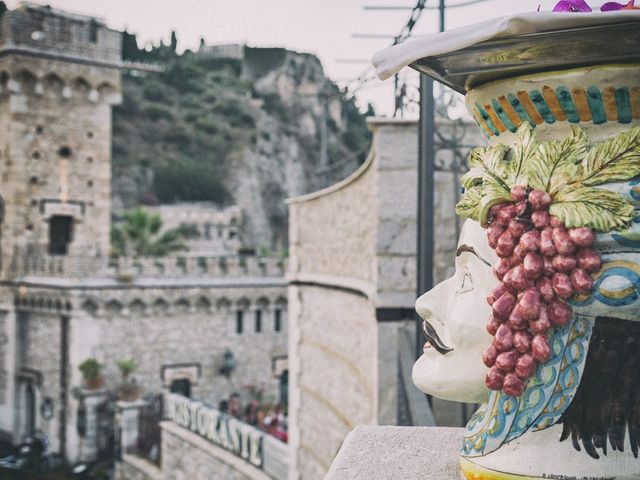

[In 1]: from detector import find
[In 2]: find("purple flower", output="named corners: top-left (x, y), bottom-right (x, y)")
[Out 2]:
top-left (552, 0), bottom-right (593, 11)
top-left (601, 0), bottom-right (639, 10)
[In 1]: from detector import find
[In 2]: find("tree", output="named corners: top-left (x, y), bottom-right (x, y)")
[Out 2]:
top-left (170, 30), bottom-right (178, 52)
top-left (111, 207), bottom-right (187, 257)
top-left (122, 30), bottom-right (142, 62)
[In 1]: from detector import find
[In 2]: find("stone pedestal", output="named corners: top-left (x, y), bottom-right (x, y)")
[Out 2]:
top-left (117, 399), bottom-right (148, 454)
top-left (325, 426), bottom-right (463, 480)
top-left (71, 388), bottom-right (110, 463)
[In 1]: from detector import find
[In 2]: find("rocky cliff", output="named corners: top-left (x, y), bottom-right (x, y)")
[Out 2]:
top-left (112, 42), bottom-right (372, 252)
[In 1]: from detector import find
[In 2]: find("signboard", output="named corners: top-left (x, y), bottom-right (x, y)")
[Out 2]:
top-left (165, 393), bottom-right (264, 468)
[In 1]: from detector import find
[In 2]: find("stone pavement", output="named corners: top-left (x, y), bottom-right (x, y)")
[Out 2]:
top-left (325, 426), bottom-right (463, 480)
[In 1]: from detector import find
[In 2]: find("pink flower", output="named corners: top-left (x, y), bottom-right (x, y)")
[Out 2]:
top-left (552, 0), bottom-right (593, 11)
top-left (601, 0), bottom-right (640, 10)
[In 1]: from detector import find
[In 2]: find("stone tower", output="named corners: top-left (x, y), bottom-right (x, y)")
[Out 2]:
top-left (0, 3), bottom-right (121, 277)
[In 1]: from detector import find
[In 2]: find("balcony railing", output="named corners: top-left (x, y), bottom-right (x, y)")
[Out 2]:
top-left (13, 246), bottom-right (286, 281)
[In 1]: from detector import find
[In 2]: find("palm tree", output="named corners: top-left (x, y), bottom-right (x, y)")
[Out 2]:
top-left (111, 207), bottom-right (187, 257)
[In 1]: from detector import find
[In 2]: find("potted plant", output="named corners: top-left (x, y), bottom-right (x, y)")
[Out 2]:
top-left (117, 359), bottom-right (141, 402)
top-left (79, 358), bottom-right (103, 390)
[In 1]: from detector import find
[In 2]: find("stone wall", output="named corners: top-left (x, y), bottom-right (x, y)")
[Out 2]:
top-left (288, 143), bottom-right (378, 288)
top-left (0, 306), bottom-right (16, 435)
top-left (159, 421), bottom-right (271, 480)
top-left (64, 284), bottom-right (287, 404)
top-left (1, 4), bottom-right (122, 64)
top-left (287, 117), bottom-right (483, 479)
top-left (287, 118), bottom-right (417, 480)
top-left (288, 285), bottom-right (377, 478)
top-left (373, 120), bottom-right (418, 306)
top-left (115, 454), bottom-right (162, 480)
top-left (0, 52), bottom-right (121, 278)
top-left (15, 310), bottom-right (63, 452)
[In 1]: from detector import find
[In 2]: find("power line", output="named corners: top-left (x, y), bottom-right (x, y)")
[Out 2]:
top-left (364, 0), bottom-right (492, 10)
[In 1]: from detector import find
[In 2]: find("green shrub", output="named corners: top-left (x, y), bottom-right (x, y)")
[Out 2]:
top-left (143, 81), bottom-right (168, 102)
top-left (79, 359), bottom-right (101, 382)
top-left (117, 359), bottom-right (137, 379)
top-left (143, 105), bottom-right (173, 121)
top-left (163, 128), bottom-right (191, 148)
top-left (153, 159), bottom-right (229, 204)
top-left (194, 118), bottom-right (218, 134)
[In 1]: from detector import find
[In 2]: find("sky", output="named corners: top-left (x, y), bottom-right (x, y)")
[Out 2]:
top-left (5, 0), bottom-right (614, 116)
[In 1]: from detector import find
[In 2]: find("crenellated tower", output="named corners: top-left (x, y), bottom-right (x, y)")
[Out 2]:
top-left (0, 3), bottom-right (121, 277)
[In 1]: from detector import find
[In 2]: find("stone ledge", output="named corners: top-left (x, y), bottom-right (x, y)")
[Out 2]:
top-left (325, 426), bottom-right (463, 480)
top-left (120, 454), bottom-right (163, 480)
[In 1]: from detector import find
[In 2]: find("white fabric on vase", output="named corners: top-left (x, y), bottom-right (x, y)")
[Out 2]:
top-left (372, 11), bottom-right (640, 81)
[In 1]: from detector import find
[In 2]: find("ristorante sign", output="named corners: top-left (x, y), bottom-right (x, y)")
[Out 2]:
top-left (165, 393), bottom-right (264, 468)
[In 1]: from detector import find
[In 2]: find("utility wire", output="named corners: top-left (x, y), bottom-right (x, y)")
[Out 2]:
top-left (365, 0), bottom-right (493, 10)
top-left (392, 0), bottom-right (430, 116)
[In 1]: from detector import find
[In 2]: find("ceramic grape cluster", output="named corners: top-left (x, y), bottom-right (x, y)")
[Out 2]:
top-left (456, 123), bottom-right (640, 397)
top-left (483, 188), bottom-right (600, 396)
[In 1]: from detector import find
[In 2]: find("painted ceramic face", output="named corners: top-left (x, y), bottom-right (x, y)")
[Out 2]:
top-left (412, 220), bottom-right (498, 403)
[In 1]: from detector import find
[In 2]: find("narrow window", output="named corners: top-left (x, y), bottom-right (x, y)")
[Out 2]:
top-left (235, 310), bottom-right (244, 334)
top-left (89, 19), bottom-right (98, 43)
top-left (274, 309), bottom-right (282, 332)
top-left (49, 215), bottom-right (73, 255)
top-left (255, 310), bottom-right (262, 333)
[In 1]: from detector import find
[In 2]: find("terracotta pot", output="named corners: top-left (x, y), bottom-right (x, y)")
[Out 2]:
top-left (118, 379), bottom-right (141, 402)
top-left (84, 374), bottom-right (104, 391)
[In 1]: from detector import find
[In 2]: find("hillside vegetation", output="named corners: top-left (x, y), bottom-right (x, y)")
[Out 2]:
top-left (112, 36), bottom-right (373, 250)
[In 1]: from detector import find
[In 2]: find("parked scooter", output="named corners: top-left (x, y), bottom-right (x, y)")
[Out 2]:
top-left (0, 433), bottom-right (96, 479)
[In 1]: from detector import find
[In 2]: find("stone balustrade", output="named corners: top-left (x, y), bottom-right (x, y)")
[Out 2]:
top-left (108, 255), bottom-right (285, 279)
top-left (14, 247), bottom-right (286, 281)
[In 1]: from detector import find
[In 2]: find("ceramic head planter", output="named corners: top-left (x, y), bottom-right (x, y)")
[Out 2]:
top-left (373, 8), bottom-right (640, 480)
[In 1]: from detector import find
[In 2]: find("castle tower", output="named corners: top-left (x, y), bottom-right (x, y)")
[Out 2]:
top-left (0, 3), bottom-right (121, 277)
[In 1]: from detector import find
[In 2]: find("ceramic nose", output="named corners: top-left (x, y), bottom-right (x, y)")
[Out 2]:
top-left (415, 277), bottom-right (452, 325)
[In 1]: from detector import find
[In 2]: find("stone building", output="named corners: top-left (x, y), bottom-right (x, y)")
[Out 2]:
top-left (0, 3), bottom-right (288, 465)
top-left (287, 117), bottom-right (483, 479)
top-left (147, 203), bottom-right (243, 256)
top-left (197, 43), bottom-right (245, 61)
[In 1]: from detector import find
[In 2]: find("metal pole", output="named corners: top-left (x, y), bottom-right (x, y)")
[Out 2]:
top-left (416, 74), bottom-right (436, 358)
top-left (416, 0), bottom-right (445, 359)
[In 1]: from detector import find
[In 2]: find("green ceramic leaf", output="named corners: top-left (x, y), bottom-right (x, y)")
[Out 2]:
top-left (478, 177), bottom-right (513, 226)
top-left (456, 124), bottom-right (637, 234)
top-left (467, 146), bottom-right (487, 169)
top-left (455, 186), bottom-right (482, 221)
top-left (550, 185), bottom-right (635, 232)
top-left (526, 126), bottom-right (587, 195)
top-left (456, 145), bottom-right (511, 224)
top-left (506, 123), bottom-right (539, 186)
top-left (460, 166), bottom-right (484, 190)
top-left (579, 126), bottom-right (640, 186)
top-left (469, 144), bottom-right (511, 192)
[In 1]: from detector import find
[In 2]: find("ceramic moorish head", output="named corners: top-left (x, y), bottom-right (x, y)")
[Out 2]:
top-left (413, 63), bottom-right (640, 480)
top-left (372, 8), bottom-right (640, 478)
